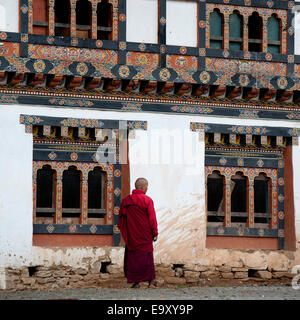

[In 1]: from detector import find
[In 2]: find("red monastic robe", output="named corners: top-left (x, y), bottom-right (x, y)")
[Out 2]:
top-left (117, 189), bottom-right (158, 283)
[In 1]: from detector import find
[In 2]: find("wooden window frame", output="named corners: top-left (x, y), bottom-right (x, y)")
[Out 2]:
top-left (32, 0), bottom-right (113, 39)
top-left (33, 161), bottom-right (110, 226)
top-left (209, 9), bottom-right (224, 49)
top-left (206, 166), bottom-right (278, 230)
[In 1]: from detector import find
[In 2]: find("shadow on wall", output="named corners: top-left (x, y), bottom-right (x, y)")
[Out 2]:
top-left (154, 194), bottom-right (206, 264)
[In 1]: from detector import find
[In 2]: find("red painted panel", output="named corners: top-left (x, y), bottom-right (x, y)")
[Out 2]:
top-left (206, 236), bottom-right (278, 250)
top-left (33, 234), bottom-right (113, 247)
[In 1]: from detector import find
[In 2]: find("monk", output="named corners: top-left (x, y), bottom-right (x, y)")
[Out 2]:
top-left (117, 177), bottom-right (158, 288)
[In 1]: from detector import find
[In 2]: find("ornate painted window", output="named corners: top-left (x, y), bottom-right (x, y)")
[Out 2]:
top-left (209, 9), bottom-right (224, 49)
top-left (254, 173), bottom-right (271, 226)
top-left (36, 165), bottom-right (56, 222)
top-left (191, 122), bottom-right (299, 250)
top-left (97, 0), bottom-right (113, 40)
top-left (20, 114), bottom-right (147, 247)
top-left (76, 0), bottom-right (92, 39)
top-left (229, 11), bottom-right (242, 51)
top-left (268, 14), bottom-right (281, 54)
top-left (31, 0), bottom-right (114, 39)
top-left (248, 12), bottom-right (263, 52)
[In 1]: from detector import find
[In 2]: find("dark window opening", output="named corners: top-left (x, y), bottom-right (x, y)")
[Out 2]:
top-left (231, 173), bottom-right (248, 224)
top-left (62, 166), bottom-right (81, 213)
top-left (229, 11), bottom-right (243, 51)
top-left (207, 171), bottom-right (224, 223)
top-left (76, 0), bottom-right (92, 38)
top-left (54, 0), bottom-right (70, 36)
top-left (88, 167), bottom-right (106, 218)
top-left (97, 0), bottom-right (113, 40)
top-left (209, 9), bottom-right (224, 49)
top-left (36, 165), bottom-right (55, 217)
top-left (254, 173), bottom-right (271, 225)
top-left (248, 12), bottom-right (263, 52)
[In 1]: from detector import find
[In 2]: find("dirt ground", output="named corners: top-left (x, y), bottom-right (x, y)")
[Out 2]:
top-left (0, 278), bottom-right (299, 300)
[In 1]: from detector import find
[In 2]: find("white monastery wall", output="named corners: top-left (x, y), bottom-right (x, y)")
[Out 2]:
top-left (292, 144), bottom-right (300, 246)
top-left (126, 0), bottom-right (158, 44)
top-left (126, 0), bottom-right (198, 47)
top-left (166, 0), bottom-right (198, 47)
top-left (0, 0), bottom-right (19, 32)
top-left (1, 105), bottom-right (300, 278)
top-left (295, 10), bottom-right (300, 55)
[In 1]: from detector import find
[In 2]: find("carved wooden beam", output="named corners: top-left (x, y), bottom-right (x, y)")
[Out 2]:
top-left (192, 84), bottom-right (209, 97)
top-left (103, 78), bottom-right (121, 91)
top-left (65, 76), bottom-right (83, 89)
top-left (0, 72), bottom-right (7, 83)
top-left (293, 91), bottom-right (300, 104)
top-left (174, 83), bottom-right (192, 96)
top-left (243, 87), bottom-right (259, 100)
top-left (139, 80), bottom-right (157, 93)
top-left (46, 75), bottom-right (64, 87)
top-left (226, 86), bottom-right (242, 99)
top-left (210, 85), bottom-right (226, 98)
top-left (27, 74), bottom-right (46, 86)
top-left (157, 82), bottom-right (174, 94)
top-left (121, 80), bottom-right (139, 92)
top-left (260, 88), bottom-right (277, 101)
top-left (84, 77), bottom-right (102, 90)
top-left (277, 90), bottom-right (293, 102)
top-left (7, 72), bottom-right (25, 85)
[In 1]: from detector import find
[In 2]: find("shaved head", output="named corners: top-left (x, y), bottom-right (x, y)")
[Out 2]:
top-left (135, 177), bottom-right (148, 191)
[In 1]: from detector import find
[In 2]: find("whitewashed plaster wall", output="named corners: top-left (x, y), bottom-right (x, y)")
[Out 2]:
top-left (166, 0), bottom-right (198, 47)
top-left (1, 105), bottom-right (300, 270)
top-left (295, 10), bottom-right (300, 55)
top-left (126, 0), bottom-right (198, 46)
top-left (292, 143), bottom-right (300, 244)
top-left (0, 0), bottom-right (19, 32)
top-left (126, 0), bottom-right (158, 44)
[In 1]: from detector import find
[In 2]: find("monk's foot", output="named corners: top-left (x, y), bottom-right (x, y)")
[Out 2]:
top-left (131, 282), bottom-right (140, 289)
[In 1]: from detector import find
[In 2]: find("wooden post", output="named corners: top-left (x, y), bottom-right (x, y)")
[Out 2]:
top-left (243, 16), bottom-right (248, 52)
top-left (224, 178), bottom-right (231, 227)
top-left (224, 14), bottom-right (229, 50)
top-left (247, 181), bottom-right (255, 228)
top-left (48, 0), bottom-right (55, 36)
top-left (270, 186), bottom-right (278, 229)
top-left (32, 171), bottom-right (37, 224)
top-left (262, 16), bottom-right (268, 53)
top-left (91, 0), bottom-right (97, 39)
top-left (70, 0), bottom-right (77, 38)
top-left (54, 172), bottom-right (63, 224)
top-left (81, 175), bottom-right (88, 224)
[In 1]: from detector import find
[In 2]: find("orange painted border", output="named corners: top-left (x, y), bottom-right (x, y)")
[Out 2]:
top-left (206, 236), bottom-right (278, 250)
top-left (33, 234), bottom-right (113, 247)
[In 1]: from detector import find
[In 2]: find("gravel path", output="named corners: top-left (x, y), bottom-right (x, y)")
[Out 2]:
top-left (0, 284), bottom-right (299, 300)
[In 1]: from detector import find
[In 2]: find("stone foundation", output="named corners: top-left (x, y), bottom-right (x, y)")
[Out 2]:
top-left (1, 246), bottom-right (300, 291)
top-left (2, 263), bottom-right (298, 291)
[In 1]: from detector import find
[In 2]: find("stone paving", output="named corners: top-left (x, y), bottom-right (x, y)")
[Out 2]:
top-left (0, 283), bottom-right (299, 300)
